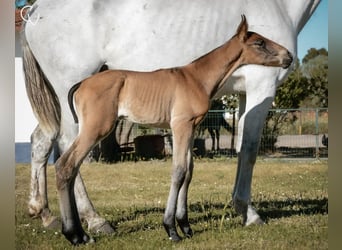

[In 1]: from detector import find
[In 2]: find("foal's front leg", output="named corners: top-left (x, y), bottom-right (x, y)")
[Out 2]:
top-left (163, 121), bottom-right (194, 241)
top-left (175, 147), bottom-right (194, 238)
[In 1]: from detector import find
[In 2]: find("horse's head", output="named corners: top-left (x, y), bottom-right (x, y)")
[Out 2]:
top-left (236, 15), bottom-right (293, 69)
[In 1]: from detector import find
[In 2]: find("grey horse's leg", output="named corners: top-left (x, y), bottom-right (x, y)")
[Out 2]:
top-left (29, 124), bottom-right (113, 233)
top-left (232, 96), bottom-right (273, 225)
top-left (163, 121), bottom-right (194, 241)
top-left (74, 173), bottom-right (114, 233)
top-left (28, 125), bottom-right (60, 228)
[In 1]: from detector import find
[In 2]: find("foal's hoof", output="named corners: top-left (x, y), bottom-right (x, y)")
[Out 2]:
top-left (179, 223), bottom-right (193, 238)
top-left (64, 230), bottom-right (94, 245)
top-left (168, 232), bottom-right (182, 242)
top-left (183, 228), bottom-right (194, 238)
top-left (163, 224), bottom-right (182, 242)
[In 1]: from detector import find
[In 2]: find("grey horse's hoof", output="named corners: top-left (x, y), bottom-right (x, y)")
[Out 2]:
top-left (42, 216), bottom-right (61, 229)
top-left (244, 205), bottom-right (265, 226)
top-left (39, 208), bottom-right (61, 229)
top-left (94, 221), bottom-right (115, 234)
top-left (88, 218), bottom-right (115, 234)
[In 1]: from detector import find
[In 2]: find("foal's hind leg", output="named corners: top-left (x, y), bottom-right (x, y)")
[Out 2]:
top-left (58, 124), bottom-right (114, 234)
top-left (28, 125), bottom-right (60, 229)
top-left (56, 93), bottom-right (119, 244)
top-left (55, 135), bottom-right (96, 245)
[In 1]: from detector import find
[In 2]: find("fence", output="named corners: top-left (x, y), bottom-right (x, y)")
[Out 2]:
top-left (195, 108), bottom-right (328, 159)
top-left (93, 108), bottom-right (328, 162)
top-left (259, 108), bottom-right (328, 158)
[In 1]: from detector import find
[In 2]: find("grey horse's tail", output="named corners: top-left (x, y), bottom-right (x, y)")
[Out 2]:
top-left (21, 30), bottom-right (61, 138)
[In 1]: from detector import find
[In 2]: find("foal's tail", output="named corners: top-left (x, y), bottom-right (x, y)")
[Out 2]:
top-left (68, 82), bottom-right (81, 124)
top-left (21, 29), bottom-right (61, 138)
top-left (67, 64), bottom-right (109, 124)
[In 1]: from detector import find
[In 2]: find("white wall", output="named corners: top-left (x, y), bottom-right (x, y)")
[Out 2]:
top-left (15, 32), bottom-right (37, 142)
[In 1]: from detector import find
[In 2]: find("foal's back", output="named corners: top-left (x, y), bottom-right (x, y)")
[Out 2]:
top-left (75, 67), bottom-right (208, 127)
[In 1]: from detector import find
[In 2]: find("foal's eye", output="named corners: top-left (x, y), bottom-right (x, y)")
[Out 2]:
top-left (254, 39), bottom-right (265, 47)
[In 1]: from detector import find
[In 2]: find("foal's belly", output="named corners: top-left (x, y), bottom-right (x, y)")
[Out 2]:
top-left (118, 105), bottom-right (171, 129)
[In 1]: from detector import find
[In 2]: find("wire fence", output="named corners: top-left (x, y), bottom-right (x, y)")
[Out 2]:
top-left (16, 108), bottom-right (328, 163)
top-left (111, 108), bottom-right (328, 161)
top-left (259, 108), bottom-right (328, 158)
top-left (199, 108), bottom-right (328, 159)
top-left (192, 108), bottom-right (328, 159)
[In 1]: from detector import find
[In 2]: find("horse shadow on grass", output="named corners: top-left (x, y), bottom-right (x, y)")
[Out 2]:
top-left (105, 196), bottom-right (328, 236)
top-left (190, 197), bottom-right (328, 228)
top-left (254, 196), bottom-right (328, 222)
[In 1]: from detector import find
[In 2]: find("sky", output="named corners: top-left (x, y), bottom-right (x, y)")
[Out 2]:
top-left (15, 1), bottom-right (329, 142)
top-left (297, 0), bottom-right (328, 62)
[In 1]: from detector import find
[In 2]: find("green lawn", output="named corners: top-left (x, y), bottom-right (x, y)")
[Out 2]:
top-left (15, 158), bottom-right (328, 249)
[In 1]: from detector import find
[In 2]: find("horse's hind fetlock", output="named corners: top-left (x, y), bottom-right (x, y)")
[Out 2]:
top-left (29, 125), bottom-right (53, 218)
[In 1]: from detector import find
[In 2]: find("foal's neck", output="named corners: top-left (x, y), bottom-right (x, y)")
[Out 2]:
top-left (186, 36), bottom-right (243, 98)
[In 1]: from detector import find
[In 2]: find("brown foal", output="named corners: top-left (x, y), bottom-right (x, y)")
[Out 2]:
top-left (58, 15), bottom-right (292, 244)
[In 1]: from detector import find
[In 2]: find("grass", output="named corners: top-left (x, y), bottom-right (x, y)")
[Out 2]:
top-left (15, 158), bottom-right (328, 249)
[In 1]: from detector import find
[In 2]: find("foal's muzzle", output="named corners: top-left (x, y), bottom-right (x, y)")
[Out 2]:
top-left (281, 51), bottom-right (293, 69)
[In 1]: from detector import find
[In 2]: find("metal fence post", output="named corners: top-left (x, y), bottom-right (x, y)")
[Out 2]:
top-left (299, 110), bottom-right (302, 135)
top-left (315, 108), bottom-right (320, 159)
top-left (230, 108), bottom-right (236, 158)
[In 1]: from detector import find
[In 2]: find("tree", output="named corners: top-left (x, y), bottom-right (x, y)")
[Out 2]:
top-left (301, 48), bottom-right (328, 107)
top-left (261, 48), bottom-right (328, 152)
top-left (274, 48), bottom-right (328, 108)
top-left (266, 58), bottom-right (309, 141)
top-left (275, 58), bottom-right (309, 108)
top-left (302, 48), bottom-right (328, 64)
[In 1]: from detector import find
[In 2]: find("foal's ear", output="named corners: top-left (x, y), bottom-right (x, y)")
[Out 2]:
top-left (236, 14), bottom-right (248, 42)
